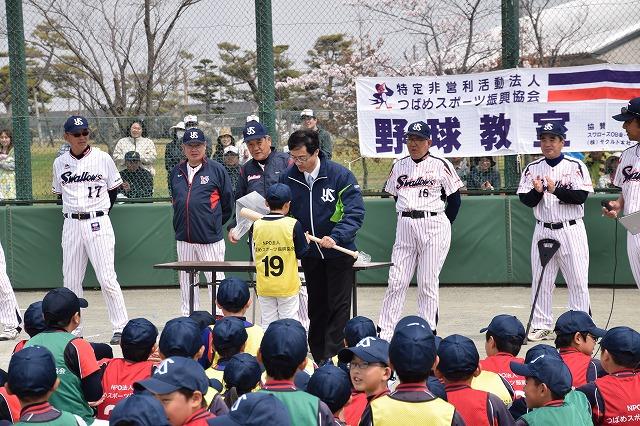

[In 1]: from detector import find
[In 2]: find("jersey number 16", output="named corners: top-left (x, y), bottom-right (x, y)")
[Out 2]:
top-left (261, 255), bottom-right (283, 277)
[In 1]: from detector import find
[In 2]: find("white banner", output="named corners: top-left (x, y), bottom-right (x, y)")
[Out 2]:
top-left (356, 64), bottom-right (640, 158)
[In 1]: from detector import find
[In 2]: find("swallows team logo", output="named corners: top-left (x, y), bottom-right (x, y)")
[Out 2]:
top-left (200, 175), bottom-right (209, 184)
top-left (64, 164), bottom-right (70, 169)
top-left (370, 82), bottom-right (394, 110)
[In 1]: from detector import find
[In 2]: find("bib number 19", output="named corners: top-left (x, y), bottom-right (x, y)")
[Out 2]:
top-left (261, 255), bottom-right (283, 277)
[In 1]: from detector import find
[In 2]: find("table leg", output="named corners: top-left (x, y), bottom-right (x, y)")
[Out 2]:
top-left (352, 269), bottom-right (358, 316)
top-left (189, 270), bottom-right (196, 315)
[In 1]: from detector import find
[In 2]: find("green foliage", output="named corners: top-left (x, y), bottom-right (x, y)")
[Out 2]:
top-left (192, 59), bottom-right (228, 114)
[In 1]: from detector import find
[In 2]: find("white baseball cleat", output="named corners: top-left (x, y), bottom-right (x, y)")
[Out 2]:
top-left (527, 328), bottom-right (554, 342)
top-left (0, 326), bottom-right (19, 341)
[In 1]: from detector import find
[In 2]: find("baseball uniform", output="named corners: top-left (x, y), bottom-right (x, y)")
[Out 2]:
top-left (378, 151), bottom-right (463, 339)
top-left (613, 144), bottom-right (640, 288)
top-left (517, 154), bottom-right (593, 334)
top-left (52, 119), bottom-right (128, 335)
top-left (0, 240), bottom-right (20, 340)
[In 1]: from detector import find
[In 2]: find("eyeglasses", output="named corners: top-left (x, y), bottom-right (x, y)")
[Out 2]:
top-left (289, 151), bottom-right (317, 163)
top-left (621, 106), bottom-right (640, 117)
top-left (68, 130), bottom-right (89, 137)
top-left (348, 361), bottom-right (386, 370)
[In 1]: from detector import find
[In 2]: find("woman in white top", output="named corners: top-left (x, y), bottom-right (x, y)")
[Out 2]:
top-left (113, 120), bottom-right (157, 175)
top-left (0, 129), bottom-right (15, 199)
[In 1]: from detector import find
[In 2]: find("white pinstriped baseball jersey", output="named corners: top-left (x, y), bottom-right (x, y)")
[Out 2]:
top-left (385, 154), bottom-right (463, 212)
top-left (52, 147), bottom-right (122, 213)
top-left (614, 144), bottom-right (640, 215)
top-left (517, 156), bottom-right (593, 222)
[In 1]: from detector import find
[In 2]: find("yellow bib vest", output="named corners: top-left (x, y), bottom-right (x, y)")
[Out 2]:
top-left (253, 216), bottom-right (300, 297)
top-left (370, 394), bottom-right (456, 425)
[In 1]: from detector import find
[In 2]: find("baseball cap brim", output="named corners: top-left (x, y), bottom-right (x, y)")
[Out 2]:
top-left (405, 130), bottom-right (429, 139)
top-left (589, 326), bottom-right (607, 338)
top-left (337, 347), bottom-right (383, 364)
top-left (612, 112), bottom-right (637, 121)
top-left (479, 326), bottom-right (489, 333)
top-left (134, 377), bottom-right (181, 395)
top-left (79, 298), bottom-right (88, 308)
top-left (509, 361), bottom-right (534, 378)
top-left (244, 134), bottom-right (264, 142)
top-left (538, 130), bottom-right (565, 138)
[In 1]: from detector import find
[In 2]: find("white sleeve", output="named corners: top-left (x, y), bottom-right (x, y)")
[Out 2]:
top-left (577, 160), bottom-right (594, 193)
top-left (106, 156), bottom-right (123, 190)
top-left (613, 154), bottom-right (625, 187)
top-left (52, 160), bottom-right (62, 194)
top-left (441, 159), bottom-right (464, 196)
top-left (112, 139), bottom-right (126, 168)
top-left (517, 165), bottom-right (534, 194)
top-left (140, 138), bottom-right (157, 165)
top-left (384, 162), bottom-right (398, 196)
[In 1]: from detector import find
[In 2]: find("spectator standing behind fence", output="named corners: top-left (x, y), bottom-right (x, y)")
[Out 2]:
top-left (119, 151), bottom-right (153, 199)
top-left (450, 157), bottom-right (469, 189)
top-left (597, 155), bottom-right (619, 189)
top-left (0, 130), bottom-right (15, 200)
top-left (165, 121), bottom-right (186, 194)
top-left (113, 120), bottom-right (157, 176)
top-left (213, 127), bottom-right (235, 164)
top-left (584, 151), bottom-right (608, 186)
top-left (300, 109), bottom-right (333, 160)
top-left (222, 145), bottom-right (241, 191)
top-left (468, 156), bottom-right (500, 190)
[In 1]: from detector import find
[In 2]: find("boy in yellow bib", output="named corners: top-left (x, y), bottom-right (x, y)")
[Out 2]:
top-left (253, 183), bottom-right (309, 329)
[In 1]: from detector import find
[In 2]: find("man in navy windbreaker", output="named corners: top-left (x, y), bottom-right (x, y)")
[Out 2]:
top-left (170, 127), bottom-right (233, 317)
top-left (280, 128), bottom-right (365, 365)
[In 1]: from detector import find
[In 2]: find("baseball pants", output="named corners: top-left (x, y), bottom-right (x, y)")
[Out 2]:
top-left (62, 215), bottom-right (128, 333)
top-left (302, 254), bottom-right (356, 362)
top-left (379, 214), bottom-right (451, 341)
top-left (177, 239), bottom-right (225, 317)
top-left (258, 294), bottom-right (300, 330)
top-left (298, 273), bottom-right (310, 333)
top-left (627, 232), bottom-right (640, 290)
top-left (0, 241), bottom-right (19, 329)
top-left (530, 220), bottom-right (591, 330)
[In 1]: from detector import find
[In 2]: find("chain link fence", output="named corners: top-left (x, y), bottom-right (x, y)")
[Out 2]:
top-left (1, 0), bottom-right (638, 200)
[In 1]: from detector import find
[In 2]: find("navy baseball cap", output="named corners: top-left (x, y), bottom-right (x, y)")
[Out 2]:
top-left (510, 355), bottom-right (572, 397)
top-left (480, 314), bottom-right (526, 340)
top-left (243, 120), bottom-right (268, 142)
top-left (159, 317), bottom-right (202, 357)
top-left (213, 316), bottom-right (248, 352)
top-left (23, 301), bottom-right (46, 337)
top-left (121, 318), bottom-right (158, 348)
top-left (260, 319), bottom-right (307, 366)
top-left (613, 98), bottom-right (640, 121)
top-left (389, 316), bottom-right (436, 374)
top-left (437, 334), bottom-right (479, 377)
top-left (110, 393), bottom-right (172, 426)
top-left (125, 151), bottom-right (141, 162)
top-left (266, 183), bottom-right (292, 205)
top-left (183, 127), bottom-right (206, 145)
top-left (344, 316), bottom-right (377, 347)
top-left (537, 121), bottom-right (567, 139)
top-left (554, 310), bottom-right (606, 338)
top-left (524, 344), bottom-right (561, 363)
top-left (63, 115), bottom-right (89, 133)
top-left (42, 288), bottom-right (88, 324)
top-left (189, 310), bottom-right (216, 330)
top-left (208, 392), bottom-right (292, 426)
top-left (217, 277), bottom-right (251, 311)
top-left (338, 336), bottom-right (389, 365)
top-left (223, 353), bottom-right (262, 391)
top-left (600, 326), bottom-right (640, 359)
top-left (293, 369), bottom-right (310, 391)
top-left (306, 365), bottom-right (352, 413)
top-left (405, 121), bottom-right (430, 139)
top-left (135, 356), bottom-right (209, 394)
top-left (8, 346), bottom-right (57, 395)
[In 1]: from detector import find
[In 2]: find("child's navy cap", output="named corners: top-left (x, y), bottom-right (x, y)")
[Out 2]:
top-left (208, 392), bottom-right (292, 426)
top-left (63, 115), bottom-right (89, 133)
top-left (183, 127), bottom-right (206, 145)
top-left (338, 336), bottom-right (389, 365)
top-left (405, 121), bottom-right (430, 139)
top-left (524, 344), bottom-right (561, 363)
top-left (121, 318), bottom-right (158, 347)
top-left (601, 326), bottom-right (640, 359)
top-left (437, 334), bottom-right (479, 377)
top-left (480, 314), bottom-right (526, 340)
top-left (135, 356), bottom-right (209, 394)
top-left (217, 278), bottom-right (250, 312)
top-left (110, 393), bottom-right (172, 426)
top-left (536, 121), bottom-right (567, 139)
top-left (510, 355), bottom-right (572, 397)
top-left (554, 310), bottom-right (606, 338)
top-left (189, 310), bottom-right (216, 330)
top-left (23, 301), bottom-right (46, 337)
top-left (306, 365), bottom-right (351, 413)
top-left (213, 317), bottom-right (248, 351)
top-left (389, 316), bottom-right (435, 375)
top-left (42, 288), bottom-right (88, 324)
top-left (223, 353), bottom-right (262, 391)
top-left (243, 120), bottom-right (268, 142)
top-left (344, 316), bottom-right (377, 347)
top-left (260, 319), bottom-right (307, 365)
top-left (159, 317), bottom-right (202, 357)
top-left (266, 183), bottom-right (292, 205)
top-left (8, 346), bottom-right (57, 395)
